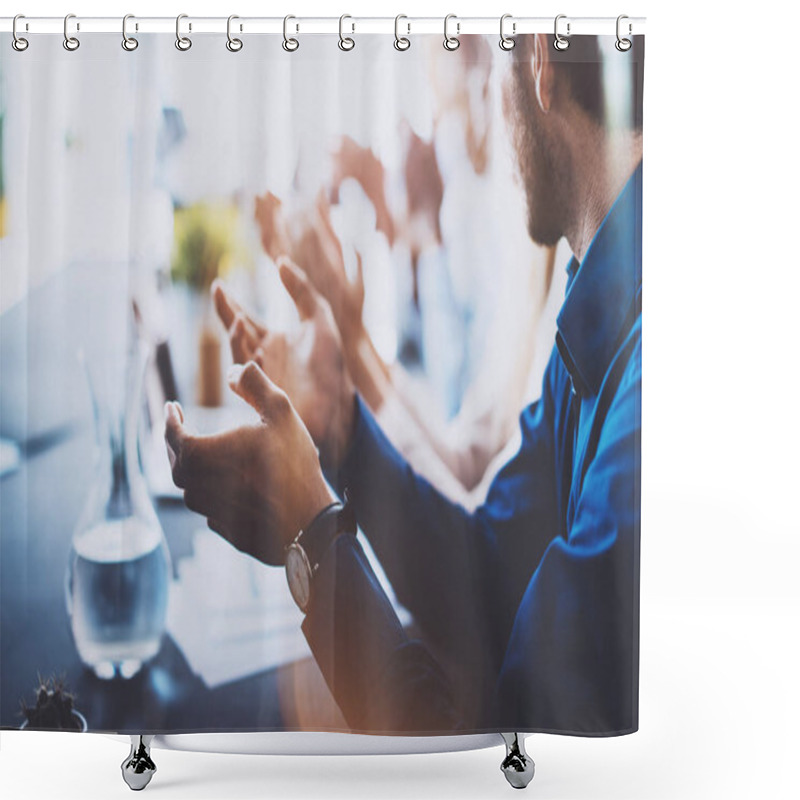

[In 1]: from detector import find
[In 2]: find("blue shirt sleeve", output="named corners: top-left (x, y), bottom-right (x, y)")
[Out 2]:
top-left (306, 336), bottom-right (638, 732)
top-left (321, 349), bottom-right (564, 723)
top-left (492, 334), bottom-right (641, 733)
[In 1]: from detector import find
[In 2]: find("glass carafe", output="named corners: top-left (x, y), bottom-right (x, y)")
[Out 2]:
top-left (65, 334), bottom-right (172, 680)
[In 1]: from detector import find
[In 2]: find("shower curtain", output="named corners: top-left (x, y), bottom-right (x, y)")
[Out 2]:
top-left (0, 26), bottom-right (644, 738)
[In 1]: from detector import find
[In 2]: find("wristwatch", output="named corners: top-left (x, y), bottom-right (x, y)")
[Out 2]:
top-left (284, 492), bottom-right (356, 614)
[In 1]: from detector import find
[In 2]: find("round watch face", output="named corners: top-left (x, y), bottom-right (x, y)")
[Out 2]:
top-left (285, 543), bottom-right (311, 612)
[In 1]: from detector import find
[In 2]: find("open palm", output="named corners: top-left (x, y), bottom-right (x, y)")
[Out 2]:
top-left (211, 257), bottom-right (354, 466)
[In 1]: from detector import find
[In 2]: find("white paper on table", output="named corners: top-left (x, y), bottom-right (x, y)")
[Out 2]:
top-left (166, 526), bottom-right (413, 689)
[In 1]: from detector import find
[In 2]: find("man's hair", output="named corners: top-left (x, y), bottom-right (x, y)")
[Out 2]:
top-left (517, 34), bottom-right (644, 131)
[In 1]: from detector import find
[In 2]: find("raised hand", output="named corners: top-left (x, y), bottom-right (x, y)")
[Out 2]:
top-left (164, 362), bottom-right (336, 566)
top-left (290, 190), bottom-right (366, 349)
top-left (330, 135), bottom-right (395, 245)
top-left (211, 258), bottom-right (355, 470)
top-left (254, 190), bottom-right (292, 264)
top-left (403, 128), bottom-right (444, 249)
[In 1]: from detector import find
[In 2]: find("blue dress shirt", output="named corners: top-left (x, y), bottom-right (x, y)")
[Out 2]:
top-left (301, 161), bottom-right (642, 736)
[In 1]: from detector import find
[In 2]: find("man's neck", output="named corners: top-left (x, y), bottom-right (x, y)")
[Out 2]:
top-left (566, 129), bottom-right (643, 263)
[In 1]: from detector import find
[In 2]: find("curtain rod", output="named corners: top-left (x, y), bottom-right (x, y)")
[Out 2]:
top-left (0, 16), bottom-right (646, 37)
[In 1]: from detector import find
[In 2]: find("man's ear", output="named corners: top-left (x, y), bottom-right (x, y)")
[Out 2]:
top-left (531, 33), bottom-right (554, 113)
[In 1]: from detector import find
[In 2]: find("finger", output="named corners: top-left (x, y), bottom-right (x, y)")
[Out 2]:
top-left (315, 186), bottom-right (331, 224)
top-left (254, 345), bottom-right (267, 372)
top-left (255, 190), bottom-right (282, 215)
top-left (167, 423), bottom-right (250, 490)
top-left (328, 181), bottom-right (341, 206)
top-left (211, 278), bottom-right (240, 330)
top-left (229, 299), bottom-right (269, 340)
top-left (244, 312), bottom-right (268, 340)
top-left (230, 314), bottom-right (257, 363)
top-left (315, 190), bottom-right (345, 266)
top-left (228, 360), bottom-right (288, 421)
top-left (277, 257), bottom-right (318, 321)
top-left (213, 279), bottom-right (269, 340)
top-left (164, 401), bottom-right (192, 487)
top-left (353, 249), bottom-right (365, 299)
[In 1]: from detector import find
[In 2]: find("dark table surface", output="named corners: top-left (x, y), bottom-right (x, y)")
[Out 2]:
top-left (0, 262), bottom-right (346, 734)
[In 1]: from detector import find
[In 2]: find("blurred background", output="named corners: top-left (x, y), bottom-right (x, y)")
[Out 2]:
top-left (0, 32), bottom-right (563, 430)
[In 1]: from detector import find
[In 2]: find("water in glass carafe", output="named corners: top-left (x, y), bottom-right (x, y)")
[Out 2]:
top-left (65, 329), bottom-right (171, 681)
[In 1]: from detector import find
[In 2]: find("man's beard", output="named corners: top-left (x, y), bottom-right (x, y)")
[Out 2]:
top-left (507, 61), bottom-right (569, 247)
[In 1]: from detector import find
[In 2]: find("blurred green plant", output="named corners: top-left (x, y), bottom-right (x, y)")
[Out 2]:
top-left (170, 202), bottom-right (251, 291)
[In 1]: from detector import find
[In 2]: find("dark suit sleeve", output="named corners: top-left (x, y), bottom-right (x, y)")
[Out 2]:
top-left (324, 354), bottom-right (563, 691)
top-left (305, 350), bottom-right (564, 730)
top-left (300, 531), bottom-right (462, 733)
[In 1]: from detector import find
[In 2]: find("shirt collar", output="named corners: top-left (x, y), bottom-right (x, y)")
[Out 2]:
top-left (555, 160), bottom-right (643, 397)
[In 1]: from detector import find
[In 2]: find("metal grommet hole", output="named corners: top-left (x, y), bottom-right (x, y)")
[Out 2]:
top-left (63, 13), bottom-right (80, 51)
top-left (554, 14), bottom-right (570, 51)
top-left (615, 15), bottom-right (632, 51)
top-left (176, 14), bottom-right (192, 51)
top-left (283, 15), bottom-right (299, 52)
top-left (443, 14), bottom-right (460, 51)
top-left (12, 14), bottom-right (29, 51)
top-left (227, 15), bottom-right (243, 52)
top-left (122, 14), bottom-right (138, 51)
top-left (499, 14), bottom-right (515, 51)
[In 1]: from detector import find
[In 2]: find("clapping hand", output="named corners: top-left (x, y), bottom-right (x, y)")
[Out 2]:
top-left (211, 257), bottom-right (355, 470)
top-left (164, 361), bottom-right (336, 566)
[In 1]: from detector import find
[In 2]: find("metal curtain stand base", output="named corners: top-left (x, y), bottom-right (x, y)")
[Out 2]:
top-left (120, 732), bottom-right (535, 791)
top-left (500, 732), bottom-right (535, 789)
top-left (121, 735), bottom-right (157, 791)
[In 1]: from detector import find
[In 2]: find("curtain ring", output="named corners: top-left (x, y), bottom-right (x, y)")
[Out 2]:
top-left (394, 14), bottom-right (410, 51)
top-left (283, 15), bottom-right (299, 52)
top-left (499, 14), bottom-right (515, 51)
top-left (63, 14), bottom-right (80, 51)
top-left (338, 15), bottom-right (355, 51)
top-left (12, 14), bottom-right (29, 52)
top-left (615, 15), bottom-right (632, 52)
top-left (122, 14), bottom-right (138, 51)
top-left (554, 14), bottom-right (570, 51)
top-left (443, 14), bottom-right (460, 51)
top-left (227, 15), bottom-right (243, 51)
top-left (176, 14), bottom-right (192, 51)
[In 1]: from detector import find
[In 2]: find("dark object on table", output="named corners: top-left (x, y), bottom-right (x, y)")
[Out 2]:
top-left (19, 672), bottom-right (84, 730)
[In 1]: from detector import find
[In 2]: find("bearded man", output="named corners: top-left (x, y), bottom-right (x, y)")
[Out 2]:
top-left (165, 32), bottom-right (644, 743)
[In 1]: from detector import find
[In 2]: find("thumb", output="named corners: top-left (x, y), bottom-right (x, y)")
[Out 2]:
top-left (164, 401), bottom-right (187, 476)
top-left (211, 278), bottom-right (238, 330)
top-left (227, 360), bottom-right (281, 421)
top-left (315, 185), bottom-right (330, 218)
top-left (315, 189), bottom-right (344, 261)
top-left (353, 249), bottom-right (365, 305)
top-left (278, 256), bottom-right (317, 320)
